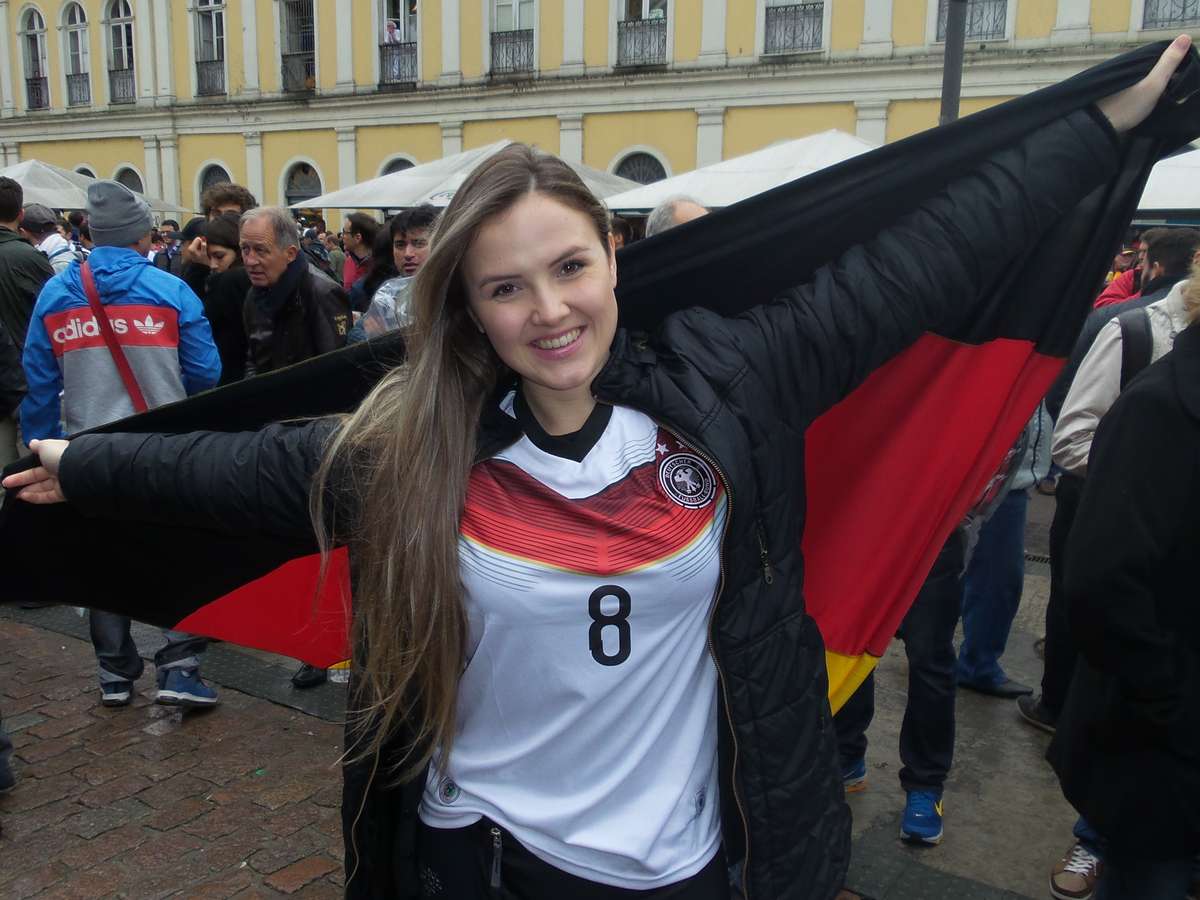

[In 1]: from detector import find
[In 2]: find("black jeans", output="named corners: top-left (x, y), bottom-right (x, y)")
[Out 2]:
top-left (1041, 473), bottom-right (1084, 715)
top-left (417, 820), bottom-right (731, 899)
top-left (836, 532), bottom-right (965, 793)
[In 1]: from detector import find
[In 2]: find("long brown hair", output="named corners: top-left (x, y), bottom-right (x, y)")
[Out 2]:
top-left (312, 144), bottom-right (612, 781)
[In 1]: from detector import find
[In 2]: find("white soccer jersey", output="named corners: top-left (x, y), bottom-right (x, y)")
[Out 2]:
top-left (419, 395), bottom-right (726, 889)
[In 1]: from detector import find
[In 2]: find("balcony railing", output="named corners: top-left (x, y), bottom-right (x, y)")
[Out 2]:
top-left (25, 75), bottom-right (49, 110)
top-left (196, 58), bottom-right (225, 96)
top-left (379, 42), bottom-right (417, 86)
top-left (616, 18), bottom-right (667, 67)
top-left (66, 72), bottom-right (90, 106)
top-left (109, 66), bottom-right (135, 103)
top-left (764, 3), bottom-right (824, 54)
top-left (281, 51), bottom-right (316, 92)
top-left (936, 0), bottom-right (1007, 41)
top-left (490, 29), bottom-right (534, 75)
top-left (1143, 0), bottom-right (1200, 28)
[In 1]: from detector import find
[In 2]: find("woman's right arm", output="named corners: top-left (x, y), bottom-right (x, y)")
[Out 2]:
top-left (5, 420), bottom-right (339, 546)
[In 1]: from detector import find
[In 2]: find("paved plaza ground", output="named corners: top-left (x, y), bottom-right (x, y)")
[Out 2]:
top-left (0, 495), bottom-right (1070, 899)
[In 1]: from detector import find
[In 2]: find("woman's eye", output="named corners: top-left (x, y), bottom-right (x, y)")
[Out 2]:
top-left (491, 282), bottom-right (517, 298)
top-left (560, 259), bottom-right (583, 276)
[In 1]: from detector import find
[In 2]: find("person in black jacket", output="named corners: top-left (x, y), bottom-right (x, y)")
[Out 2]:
top-left (201, 212), bottom-right (251, 386)
top-left (3, 39), bottom-right (1191, 900)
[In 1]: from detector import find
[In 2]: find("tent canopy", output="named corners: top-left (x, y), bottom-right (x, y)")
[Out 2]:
top-left (292, 141), bottom-right (639, 209)
top-left (0, 159), bottom-right (192, 216)
top-left (604, 130), bottom-right (879, 213)
top-left (1138, 144), bottom-right (1200, 212)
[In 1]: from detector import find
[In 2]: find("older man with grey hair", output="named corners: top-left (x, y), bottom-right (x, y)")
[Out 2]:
top-left (240, 205), bottom-right (351, 378)
top-left (644, 195), bottom-right (709, 238)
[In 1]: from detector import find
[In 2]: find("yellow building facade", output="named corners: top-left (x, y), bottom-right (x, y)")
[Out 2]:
top-left (1, 0), bottom-right (1196, 215)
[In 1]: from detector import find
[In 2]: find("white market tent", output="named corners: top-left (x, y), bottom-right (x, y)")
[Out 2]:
top-left (0, 159), bottom-right (191, 216)
top-left (293, 141), bottom-right (639, 210)
top-left (604, 129), bottom-right (879, 213)
top-left (1138, 145), bottom-right (1200, 214)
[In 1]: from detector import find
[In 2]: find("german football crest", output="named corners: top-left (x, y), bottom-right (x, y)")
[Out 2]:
top-left (658, 453), bottom-right (716, 508)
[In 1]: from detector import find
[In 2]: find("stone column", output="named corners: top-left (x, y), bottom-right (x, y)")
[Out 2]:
top-left (244, 131), bottom-right (265, 205)
top-left (159, 135), bottom-right (180, 206)
top-left (859, 0), bottom-right (894, 56)
top-left (335, 0), bottom-right (355, 92)
top-left (142, 137), bottom-right (163, 200)
top-left (153, 0), bottom-right (174, 104)
top-left (561, 0), bottom-right (585, 76)
top-left (0, 1), bottom-right (15, 118)
top-left (1051, 0), bottom-right (1091, 44)
top-left (855, 100), bottom-right (889, 146)
top-left (440, 0), bottom-right (462, 86)
top-left (695, 107), bottom-right (725, 168)
top-left (242, 0), bottom-right (260, 97)
top-left (441, 121), bottom-right (463, 158)
top-left (699, 0), bottom-right (727, 66)
top-left (1, 143), bottom-right (19, 166)
top-left (133, 0), bottom-right (157, 105)
top-left (558, 114), bottom-right (583, 163)
top-left (336, 126), bottom-right (357, 189)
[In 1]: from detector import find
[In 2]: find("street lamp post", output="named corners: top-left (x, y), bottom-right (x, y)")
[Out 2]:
top-left (940, 0), bottom-right (968, 125)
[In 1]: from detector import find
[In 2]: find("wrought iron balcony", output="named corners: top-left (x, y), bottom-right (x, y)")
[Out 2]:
top-left (109, 66), bottom-right (135, 104)
top-left (196, 58), bottom-right (225, 96)
top-left (764, 3), bottom-right (824, 54)
top-left (379, 42), bottom-right (418, 87)
top-left (1143, 0), bottom-right (1200, 28)
top-left (281, 51), bottom-right (316, 93)
top-left (936, 0), bottom-right (1007, 41)
top-left (617, 17), bottom-right (667, 67)
top-left (66, 72), bottom-right (90, 106)
top-left (490, 29), bottom-right (534, 75)
top-left (26, 76), bottom-right (49, 110)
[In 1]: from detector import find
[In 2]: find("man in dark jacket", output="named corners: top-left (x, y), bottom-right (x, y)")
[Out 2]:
top-left (240, 206), bottom-right (351, 377)
top-left (0, 176), bottom-right (53, 464)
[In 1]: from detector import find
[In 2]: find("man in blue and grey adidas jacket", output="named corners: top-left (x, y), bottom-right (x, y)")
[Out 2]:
top-left (21, 180), bottom-right (223, 711)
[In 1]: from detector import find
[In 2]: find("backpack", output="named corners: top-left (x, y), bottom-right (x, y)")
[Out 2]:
top-left (1117, 307), bottom-right (1153, 390)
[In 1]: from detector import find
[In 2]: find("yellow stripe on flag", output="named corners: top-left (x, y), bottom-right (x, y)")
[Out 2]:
top-left (826, 650), bottom-right (881, 714)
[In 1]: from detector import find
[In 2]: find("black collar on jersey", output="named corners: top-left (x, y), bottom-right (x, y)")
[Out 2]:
top-left (513, 388), bottom-right (613, 462)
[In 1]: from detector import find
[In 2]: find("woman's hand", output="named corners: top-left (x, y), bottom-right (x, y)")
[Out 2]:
top-left (1099, 35), bottom-right (1193, 133)
top-left (1, 439), bottom-right (69, 504)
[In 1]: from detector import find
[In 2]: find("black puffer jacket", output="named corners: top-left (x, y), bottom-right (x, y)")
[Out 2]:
top-left (58, 110), bottom-right (1119, 899)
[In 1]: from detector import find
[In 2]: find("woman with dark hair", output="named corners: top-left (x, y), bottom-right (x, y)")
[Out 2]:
top-left (348, 224), bottom-right (399, 315)
top-left (201, 211), bottom-right (251, 385)
top-left (3, 40), bottom-right (1189, 900)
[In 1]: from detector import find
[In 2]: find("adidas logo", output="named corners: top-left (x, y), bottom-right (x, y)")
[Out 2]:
top-left (133, 315), bottom-right (164, 336)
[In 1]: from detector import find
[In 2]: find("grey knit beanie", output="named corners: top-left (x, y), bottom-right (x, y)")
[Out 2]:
top-left (86, 180), bottom-right (153, 247)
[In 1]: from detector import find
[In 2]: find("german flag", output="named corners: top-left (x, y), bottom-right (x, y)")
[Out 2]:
top-left (3, 42), bottom-right (1199, 713)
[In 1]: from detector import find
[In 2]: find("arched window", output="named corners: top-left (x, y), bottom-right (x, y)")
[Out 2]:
top-left (614, 152), bottom-right (667, 185)
top-left (195, 0), bottom-right (226, 96)
top-left (75, 166), bottom-right (97, 178)
top-left (107, 0), bottom-right (136, 104)
top-left (115, 167), bottom-right (144, 194)
top-left (284, 162), bottom-right (322, 206)
top-left (200, 164), bottom-right (232, 194)
top-left (64, 3), bottom-right (91, 106)
top-left (20, 9), bottom-right (49, 110)
top-left (381, 157), bottom-right (415, 176)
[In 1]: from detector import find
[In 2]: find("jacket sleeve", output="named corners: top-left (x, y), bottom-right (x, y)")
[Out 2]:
top-left (1050, 319), bottom-right (1122, 475)
top-left (175, 282), bottom-right (222, 394)
top-left (311, 283), bottom-right (352, 355)
top-left (18, 303), bottom-right (64, 441)
top-left (722, 109), bottom-right (1119, 425)
top-left (59, 420), bottom-right (341, 545)
top-left (1064, 381), bottom-right (1198, 724)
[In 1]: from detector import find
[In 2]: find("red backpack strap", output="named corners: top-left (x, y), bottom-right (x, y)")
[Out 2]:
top-left (79, 261), bottom-right (149, 414)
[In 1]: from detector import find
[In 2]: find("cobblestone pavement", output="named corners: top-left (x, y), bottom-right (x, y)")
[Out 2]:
top-left (0, 619), bottom-right (345, 899)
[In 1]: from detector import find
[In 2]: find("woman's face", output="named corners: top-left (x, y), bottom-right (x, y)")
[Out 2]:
top-left (463, 192), bottom-right (617, 403)
top-left (207, 244), bottom-right (238, 273)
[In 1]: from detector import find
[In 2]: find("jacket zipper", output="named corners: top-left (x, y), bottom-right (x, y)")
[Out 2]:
top-left (629, 412), bottom-right (755, 900)
top-left (755, 519), bottom-right (774, 585)
top-left (490, 825), bottom-right (503, 889)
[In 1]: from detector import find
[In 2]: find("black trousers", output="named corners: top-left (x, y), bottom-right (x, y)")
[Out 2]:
top-left (835, 532), bottom-right (966, 793)
top-left (1041, 473), bottom-right (1084, 715)
top-left (417, 820), bottom-right (731, 899)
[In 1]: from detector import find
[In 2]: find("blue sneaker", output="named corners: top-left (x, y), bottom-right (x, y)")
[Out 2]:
top-left (901, 790), bottom-right (943, 845)
top-left (155, 668), bottom-right (218, 708)
top-left (842, 757), bottom-right (867, 794)
top-left (100, 680), bottom-right (134, 707)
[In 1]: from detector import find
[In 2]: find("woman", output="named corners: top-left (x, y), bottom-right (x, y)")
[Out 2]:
top-left (4, 40), bottom-right (1188, 900)
top-left (202, 212), bottom-right (252, 385)
top-left (349, 225), bottom-right (400, 314)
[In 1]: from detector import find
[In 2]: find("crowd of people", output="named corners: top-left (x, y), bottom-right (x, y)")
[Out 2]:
top-left (0, 35), bottom-right (1198, 900)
